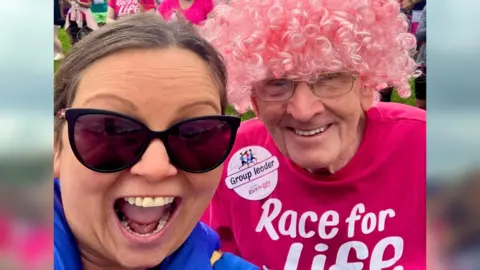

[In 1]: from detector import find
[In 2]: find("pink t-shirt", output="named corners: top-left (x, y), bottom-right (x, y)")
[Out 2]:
top-left (203, 102), bottom-right (426, 269)
top-left (108, 0), bottom-right (156, 19)
top-left (158, 0), bottom-right (213, 25)
top-left (15, 226), bottom-right (53, 269)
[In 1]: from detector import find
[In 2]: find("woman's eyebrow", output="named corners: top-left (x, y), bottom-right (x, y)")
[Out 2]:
top-left (177, 100), bottom-right (220, 113)
top-left (83, 93), bottom-right (138, 111)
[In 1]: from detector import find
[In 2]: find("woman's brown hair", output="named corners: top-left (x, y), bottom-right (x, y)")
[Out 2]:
top-left (54, 13), bottom-right (228, 142)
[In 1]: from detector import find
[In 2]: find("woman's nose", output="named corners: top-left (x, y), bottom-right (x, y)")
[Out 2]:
top-left (129, 139), bottom-right (178, 181)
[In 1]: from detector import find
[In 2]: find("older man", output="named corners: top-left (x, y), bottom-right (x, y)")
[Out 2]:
top-left (201, 0), bottom-right (426, 269)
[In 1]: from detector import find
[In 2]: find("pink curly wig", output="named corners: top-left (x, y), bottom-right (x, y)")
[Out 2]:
top-left (199, 0), bottom-right (417, 113)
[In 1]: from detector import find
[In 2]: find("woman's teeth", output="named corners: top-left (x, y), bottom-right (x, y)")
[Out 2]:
top-left (124, 196), bottom-right (175, 207)
top-left (294, 125), bottom-right (329, 136)
top-left (118, 197), bottom-right (178, 236)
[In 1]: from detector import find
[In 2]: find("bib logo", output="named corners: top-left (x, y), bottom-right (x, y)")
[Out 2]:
top-left (225, 146), bottom-right (279, 201)
top-left (239, 149), bottom-right (258, 169)
top-left (256, 199), bottom-right (405, 270)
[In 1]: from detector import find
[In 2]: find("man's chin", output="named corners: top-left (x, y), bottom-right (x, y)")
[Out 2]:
top-left (287, 145), bottom-right (335, 165)
top-left (289, 154), bottom-right (335, 172)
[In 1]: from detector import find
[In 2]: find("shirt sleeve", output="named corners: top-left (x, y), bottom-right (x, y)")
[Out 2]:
top-left (108, 0), bottom-right (116, 9)
top-left (202, 187), bottom-right (241, 255)
top-left (141, 0), bottom-right (156, 11)
top-left (204, 0), bottom-right (214, 15)
top-left (157, 0), bottom-right (170, 19)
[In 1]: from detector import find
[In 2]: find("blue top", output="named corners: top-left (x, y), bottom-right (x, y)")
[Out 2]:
top-left (54, 179), bottom-right (258, 270)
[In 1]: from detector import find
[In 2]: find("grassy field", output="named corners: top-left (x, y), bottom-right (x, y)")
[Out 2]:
top-left (55, 28), bottom-right (415, 120)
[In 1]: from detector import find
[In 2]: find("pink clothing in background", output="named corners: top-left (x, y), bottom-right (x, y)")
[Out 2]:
top-left (203, 102), bottom-right (426, 269)
top-left (66, 0), bottom-right (99, 30)
top-left (16, 226), bottom-right (52, 269)
top-left (158, 0), bottom-right (213, 25)
top-left (0, 218), bottom-right (52, 269)
top-left (109, 0), bottom-right (156, 19)
top-left (0, 215), bottom-right (11, 251)
top-left (409, 9), bottom-right (422, 34)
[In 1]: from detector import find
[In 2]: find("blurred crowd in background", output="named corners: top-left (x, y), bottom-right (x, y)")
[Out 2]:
top-left (427, 172), bottom-right (480, 269)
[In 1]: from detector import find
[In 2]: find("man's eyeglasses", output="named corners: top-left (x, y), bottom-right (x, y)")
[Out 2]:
top-left (253, 72), bottom-right (358, 102)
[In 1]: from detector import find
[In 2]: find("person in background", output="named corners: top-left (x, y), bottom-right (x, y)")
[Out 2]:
top-left (54, 13), bottom-right (257, 270)
top-left (64, 0), bottom-right (98, 44)
top-left (107, 0), bottom-right (156, 23)
top-left (91, 0), bottom-right (108, 26)
top-left (158, 0), bottom-right (213, 25)
top-left (414, 6), bottom-right (426, 110)
top-left (379, 86), bottom-right (394, 102)
top-left (54, 0), bottom-right (65, 61)
top-left (378, 1), bottom-right (412, 103)
top-left (201, 0), bottom-right (426, 269)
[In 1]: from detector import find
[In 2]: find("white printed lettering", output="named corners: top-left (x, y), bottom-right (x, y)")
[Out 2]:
top-left (255, 198), bottom-right (282, 240)
top-left (331, 241), bottom-right (369, 270)
top-left (378, 209), bottom-right (395, 232)
top-left (299, 211), bottom-right (318, 238)
top-left (257, 201), bottom-right (403, 270)
top-left (311, 243), bottom-right (328, 270)
top-left (370, 236), bottom-right (404, 270)
top-left (127, 3), bottom-right (138, 14)
top-left (279, 210), bottom-right (298, 238)
top-left (345, 203), bottom-right (365, 238)
top-left (361, 212), bottom-right (377, 235)
top-left (281, 237), bottom-right (403, 270)
top-left (284, 243), bottom-right (303, 270)
top-left (318, 210), bottom-right (339, 240)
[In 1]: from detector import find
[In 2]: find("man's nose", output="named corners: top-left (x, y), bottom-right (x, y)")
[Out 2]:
top-left (286, 82), bottom-right (325, 122)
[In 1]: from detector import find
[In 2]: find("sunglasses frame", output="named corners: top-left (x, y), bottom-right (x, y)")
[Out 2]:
top-left (57, 108), bottom-right (241, 174)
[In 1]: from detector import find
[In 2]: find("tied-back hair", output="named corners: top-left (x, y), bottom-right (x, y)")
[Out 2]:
top-left (54, 13), bottom-right (228, 141)
top-left (200, 0), bottom-right (417, 113)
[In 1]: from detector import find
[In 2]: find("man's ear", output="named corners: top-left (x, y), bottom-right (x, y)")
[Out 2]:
top-left (360, 87), bottom-right (375, 112)
top-left (250, 95), bottom-right (261, 119)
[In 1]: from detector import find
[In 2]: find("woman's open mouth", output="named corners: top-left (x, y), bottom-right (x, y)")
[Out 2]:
top-left (114, 196), bottom-right (181, 237)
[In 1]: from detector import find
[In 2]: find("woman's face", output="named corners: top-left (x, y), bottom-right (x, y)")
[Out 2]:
top-left (54, 48), bottom-right (223, 269)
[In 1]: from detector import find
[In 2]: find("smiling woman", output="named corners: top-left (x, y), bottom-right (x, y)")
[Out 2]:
top-left (53, 13), bottom-right (257, 270)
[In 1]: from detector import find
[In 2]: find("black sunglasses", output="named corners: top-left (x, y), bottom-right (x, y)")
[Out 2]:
top-left (57, 108), bottom-right (241, 173)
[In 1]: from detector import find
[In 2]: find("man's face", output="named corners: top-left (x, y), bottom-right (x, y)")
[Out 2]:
top-left (251, 73), bottom-right (374, 173)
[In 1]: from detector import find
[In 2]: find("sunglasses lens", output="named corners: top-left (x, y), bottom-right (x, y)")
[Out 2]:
top-left (73, 114), bottom-right (147, 172)
top-left (168, 118), bottom-right (234, 172)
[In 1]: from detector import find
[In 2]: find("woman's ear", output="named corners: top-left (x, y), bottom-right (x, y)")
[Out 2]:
top-left (53, 135), bottom-right (61, 179)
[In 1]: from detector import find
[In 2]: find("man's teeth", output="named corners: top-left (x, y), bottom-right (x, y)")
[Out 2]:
top-left (294, 126), bottom-right (328, 136)
top-left (124, 197), bottom-right (175, 207)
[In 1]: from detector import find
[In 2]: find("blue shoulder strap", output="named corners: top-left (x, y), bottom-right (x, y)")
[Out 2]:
top-left (159, 222), bottom-right (220, 269)
top-left (212, 252), bottom-right (260, 270)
